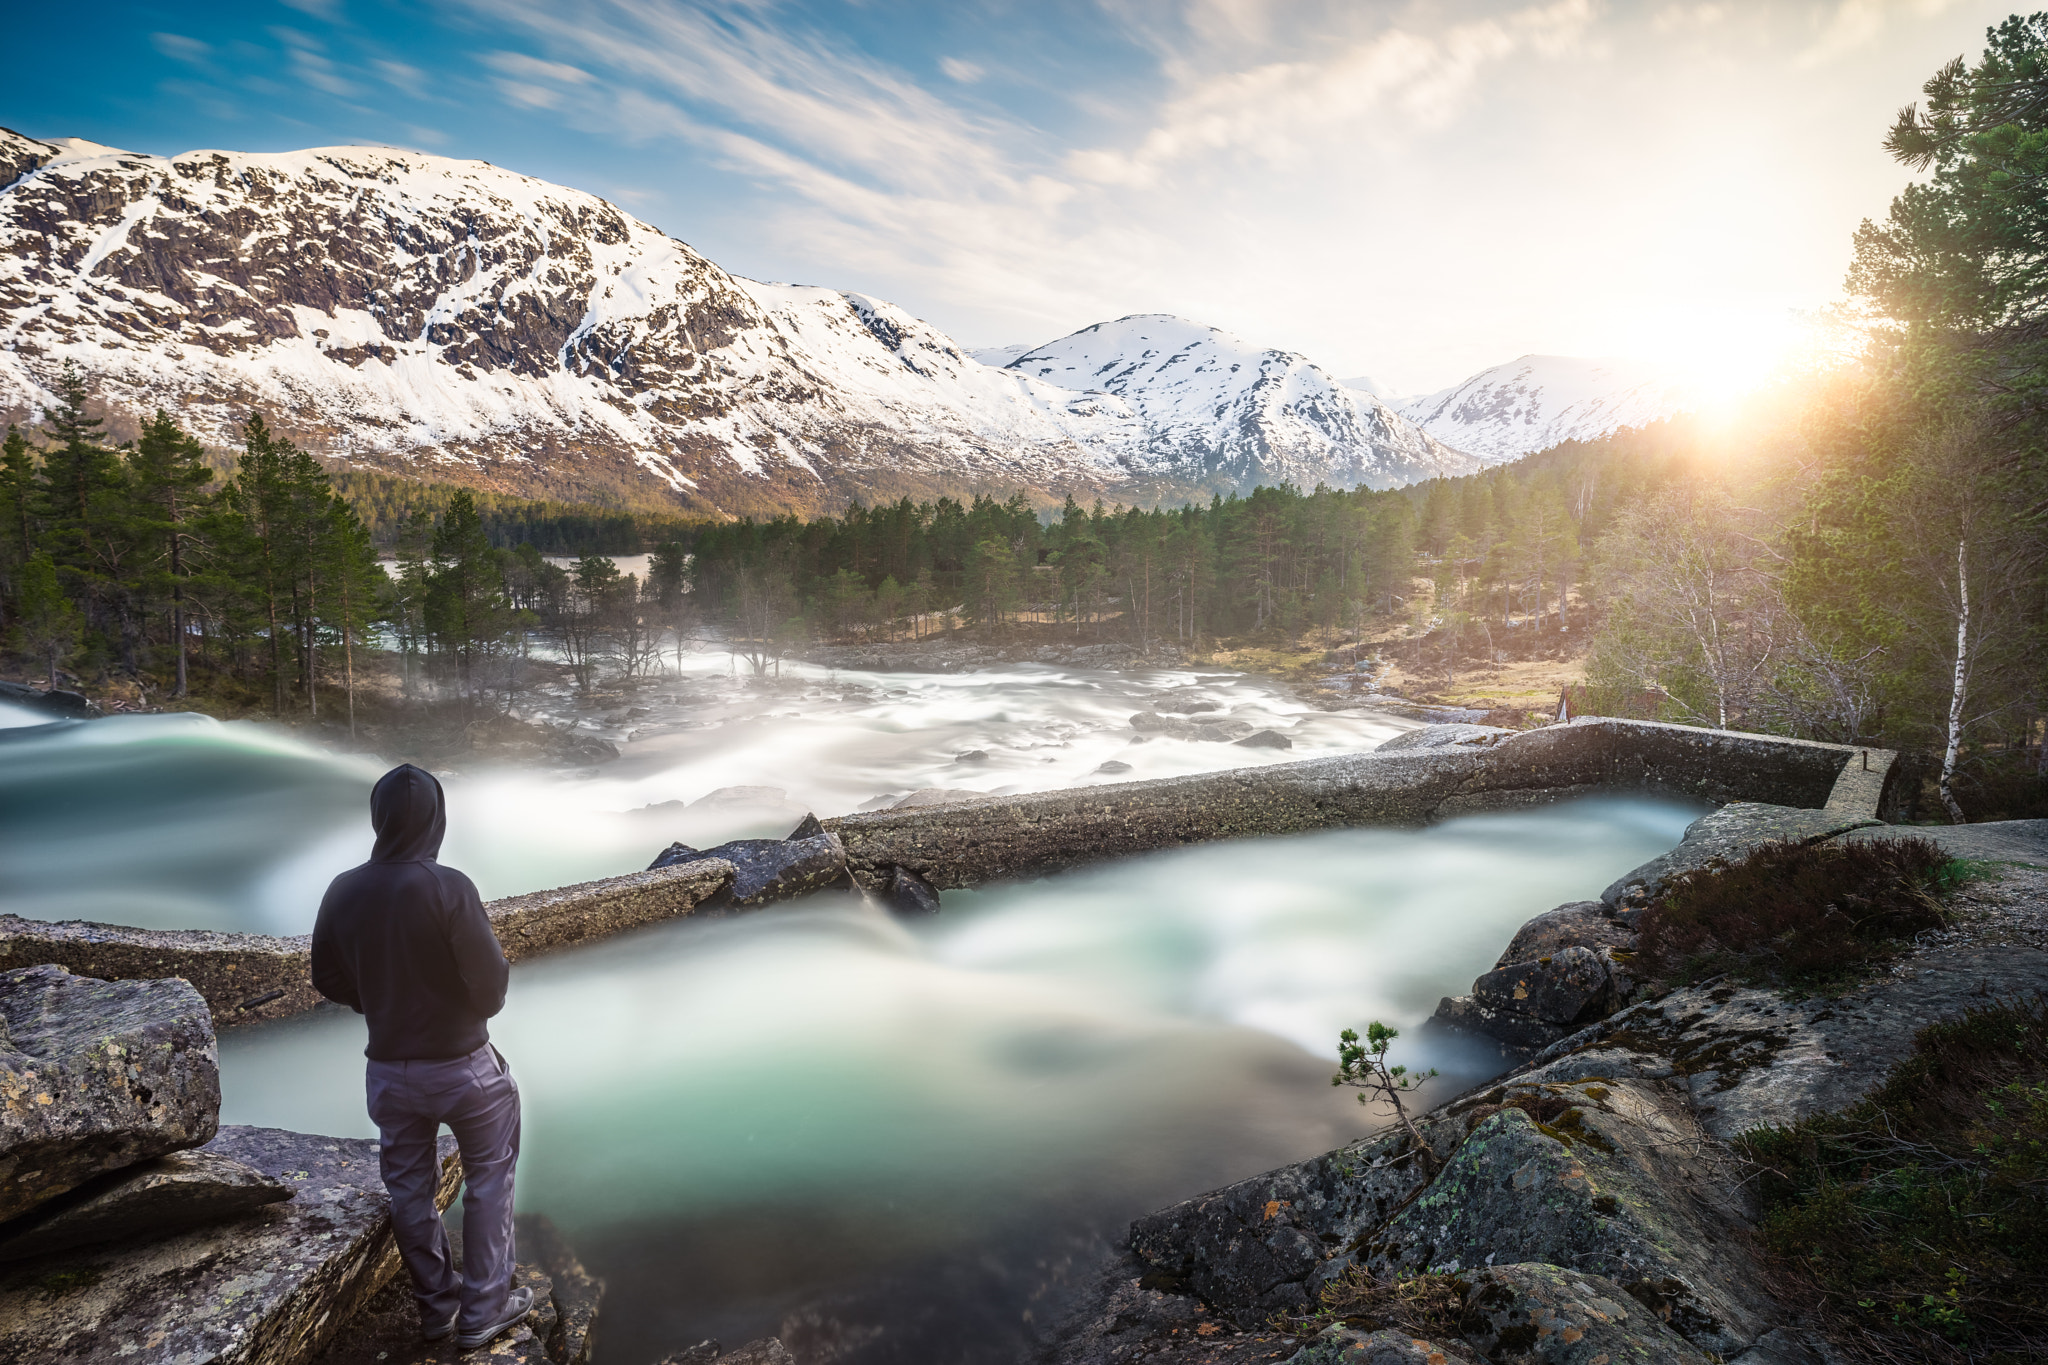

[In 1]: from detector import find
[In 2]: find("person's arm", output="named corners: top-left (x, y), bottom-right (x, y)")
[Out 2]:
top-left (442, 872), bottom-right (510, 1018)
top-left (309, 886), bottom-right (363, 1013)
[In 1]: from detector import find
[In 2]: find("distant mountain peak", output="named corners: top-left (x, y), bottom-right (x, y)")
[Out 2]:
top-left (1007, 316), bottom-right (1474, 490)
top-left (1397, 355), bottom-right (1695, 464)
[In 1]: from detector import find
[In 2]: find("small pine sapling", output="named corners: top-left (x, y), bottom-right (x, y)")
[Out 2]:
top-left (1334, 1021), bottom-right (1440, 1160)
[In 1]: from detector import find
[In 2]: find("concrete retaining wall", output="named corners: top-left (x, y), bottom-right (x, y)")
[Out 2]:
top-left (823, 718), bottom-right (1896, 891)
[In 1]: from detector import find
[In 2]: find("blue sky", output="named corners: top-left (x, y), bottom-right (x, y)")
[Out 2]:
top-left (4, 0), bottom-right (2023, 394)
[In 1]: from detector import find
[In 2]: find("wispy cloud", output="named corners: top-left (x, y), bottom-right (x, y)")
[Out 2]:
top-left (430, 0), bottom-right (2010, 390)
top-left (151, 32), bottom-right (214, 66)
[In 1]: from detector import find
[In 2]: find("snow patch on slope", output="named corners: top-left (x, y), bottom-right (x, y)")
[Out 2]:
top-left (1397, 355), bottom-right (1694, 464)
top-left (1005, 315), bottom-right (1475, 490)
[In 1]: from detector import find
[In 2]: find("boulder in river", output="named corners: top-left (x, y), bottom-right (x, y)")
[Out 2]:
top-left (1375, 723), bottom-right (1516, 752)
top-left (0, 1149), bottom-right (290, 1261)
top-left (0, 965), bottom-right (219, 1222)
top-left (881, 866), bottom-right (941, 916)
top-left (1129, 712), bottom-right (1254, 741)
top-left (650, 834), bottom-right (849, 906)
top-left (1234, 729), bottom-right (1293, 750)
top-left (786, 813), bottom-right (825, 840)
top-left (0, 680), bottom-right (95, 717)
top-left (1094, 760), bottom-right (1133, 774)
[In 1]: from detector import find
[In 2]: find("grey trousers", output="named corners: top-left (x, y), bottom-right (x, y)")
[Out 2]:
top-left (365, 1042), bottom-right (521, 1331)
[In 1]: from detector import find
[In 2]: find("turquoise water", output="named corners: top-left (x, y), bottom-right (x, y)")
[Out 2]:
top-left (217, 799), bottom-right (1695, 1362)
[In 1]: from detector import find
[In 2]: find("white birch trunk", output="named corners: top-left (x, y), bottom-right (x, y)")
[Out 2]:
top-left (1939, 535), bottom-right (1972, 824)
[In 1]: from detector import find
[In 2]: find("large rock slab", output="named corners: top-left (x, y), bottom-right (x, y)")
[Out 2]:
top-left (0, 1124), bottom-right (461, 1365)
top-left (308, 1212), bottom-right (600, 1365)
top-left (1494, 903), bottom-right (1631, 968)
top-left (1517, 939), bottom-right (2048, 1139)
top-left (1284, 1325), bottom-right (1471, 1363)
top-left (0, 1150), bottom-right (289, 1261)
top-left (1470, 946), bottom-right (1611, 1026)
top-left (649, 835), bottom-right (846, 905)
top-left (1459, 1263), bottom-right (1711, 1364)
top-left (1599, 803), bottom-right (1881, 914)
top-left (0, 965), bottom-right (219, 1221)
top-left (1359, 1080), bottom-right (1768, 1356)
top-left (1129, 1115), bottom-right (1461, 1327)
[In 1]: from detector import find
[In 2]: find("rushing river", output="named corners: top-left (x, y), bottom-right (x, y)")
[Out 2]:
top-left (0, 658), bottom-right (1698, 1363)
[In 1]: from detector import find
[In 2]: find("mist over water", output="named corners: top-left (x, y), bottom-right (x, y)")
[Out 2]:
top-left (0, 655), bottom-right (1417, 934)
top-left (3, 660), bottom-right (1697, 1361)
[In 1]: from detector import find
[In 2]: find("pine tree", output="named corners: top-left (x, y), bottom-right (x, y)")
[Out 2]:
top-left (128, 410), bottom-right (215, 696)
top-left (37, 362), bottom-right (119, 568)
top-left (429, 489), bottom-right (515, 712)
top-left (0, 426), bottom-right (34, 579)
top-left (10, 553), bottom-right (82, 690)
top-left (224, 415), bottom-right (295, 713)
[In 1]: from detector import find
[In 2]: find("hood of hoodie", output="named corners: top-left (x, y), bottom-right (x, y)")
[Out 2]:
top-left (369, 764), bottom-right (446, 863)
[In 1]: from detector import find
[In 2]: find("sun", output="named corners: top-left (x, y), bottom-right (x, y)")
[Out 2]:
top-left (1622, 305), bottom-right (1819, 419)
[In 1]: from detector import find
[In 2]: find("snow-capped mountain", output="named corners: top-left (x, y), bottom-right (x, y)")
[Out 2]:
top-left (1000, 317), bottom-right (1474, 491)
top-left (0, 129), bottom-right (1466, 513)
top-left (0, 130), bottom-right (1165, 514)
top-left (1396, 355), bottom-right (1694, 465)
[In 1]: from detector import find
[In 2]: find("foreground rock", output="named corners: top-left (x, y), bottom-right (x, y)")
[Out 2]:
top-left (1598, 801), bottom-right (1882, 915)
top-left (1046, 823), bottom-right (2047, 1365)
top-left (0, 964), bottom-right (219, 1222)
top-left (1459, 1264), bottom-right (1711, 1364)
top-left (1427, 798), bottom-right (1898, 1061)
top-left (0, 1149), bottom-right (289, 1261)
top-left (1283, 1326), bottom-right (1470, 1363)
top-left (649, 834), bottom-right (848, 905)
top-left (0, 1124), bottom-right (460, 1364)
top-left (310, 1212), bottom-right (601, 1365)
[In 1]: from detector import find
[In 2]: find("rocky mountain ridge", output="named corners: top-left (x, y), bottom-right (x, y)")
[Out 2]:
top-left (0, 128), bottom-right (1470, 515)
top-left (997, 315), bottom-right (1474, 492)
top-left (1396, 353), bottom-right (1695, 464)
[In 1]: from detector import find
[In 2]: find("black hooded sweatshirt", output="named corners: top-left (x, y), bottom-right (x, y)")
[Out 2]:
top-left (311, 764), bottom-right (510, 1061)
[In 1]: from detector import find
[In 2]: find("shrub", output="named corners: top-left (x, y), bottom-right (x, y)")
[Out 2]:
top-left (1276, 1267), bottom-right (1467, 1343)
top-left (1735, 998), bottom-right (2048, 1364)
top-left (1636, 836), bottom-right (1955, 990)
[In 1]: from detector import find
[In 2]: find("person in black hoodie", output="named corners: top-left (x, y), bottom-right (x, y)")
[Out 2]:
top-left (311, 764), bottom-right (532, 1350)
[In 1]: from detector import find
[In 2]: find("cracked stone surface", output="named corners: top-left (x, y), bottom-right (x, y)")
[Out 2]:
top-left (0, 1124), bottom-right (459, 1365)
top-left (1459, 1263), bottom-right (1711, 1365)
top-left (0, 964), bottom-right (218, 1222)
